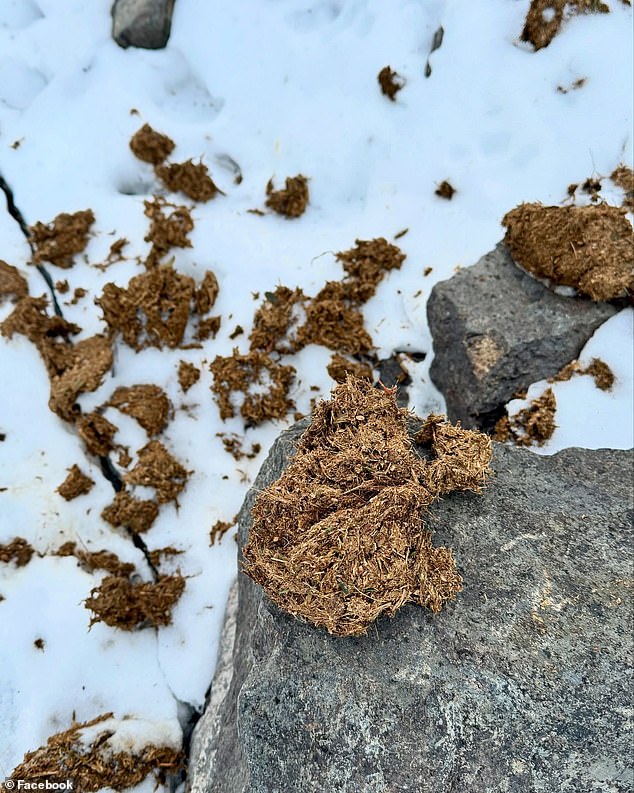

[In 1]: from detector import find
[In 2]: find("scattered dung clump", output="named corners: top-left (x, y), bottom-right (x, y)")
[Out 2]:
top-left (521, 0), bottom-right (609, 51)
top-left (296, 282), bottom-right (374, 355)
top-left (502, 202), bottom-right (634, 301)
top-left (550, 356), bottom-right (615, 391)
top-left (0, 296), bottom-right (112, 420)
top-left (435, 180), bottom-right (456, 200)
top-left (249, 286), bottom-right (307, 354)
top-left (30, 209), bottom-right (95, 268)
top-left (243, 376), bottom-right (492, 636)
top-left (85, 574), bottom-right (186, 629)
top-left (97, 266), bottom-right (196, 350)
top-left (195, 315), bottom-right (222, 341)
top-left (101, 491), bottom-right (159, 534)
top-left (327, 353), bottom-right (373, 383)
top-left (210, 519), bottom-right (235, 546)
top-left (156, 160), bottom-right (222, 202)
top-left (335, 237), bottom-right (406, 303)
top-left (611, 164), bottom-right (634, 212)
top-left (210, 349), bottom-right (296, 426)
top-left (377, 66), bottom-right (405, 100)
top-left (48, 336), bottom-right (113, 421)
top-left (0, 260), bottom-right (28, 302)
top-left (178, 360), bottom-right (200, 392)
top-left (143, 196), bottom-right (194, 268)
top-left (124, 441), bottom-right (189, 503)
top-left (217, 432), bottom-right (261, 460)
top-left (265, 175), bottom-right (309, 218)
top-left (108, 385), bottom-right (171, 435)
top-left (493, 387), bottom-right (557, 447)
top-left (9, 713), bottom-right (182, 791)
top-left (57, 464), bottom-right (95, 501)
top-left (0, 537), bottom-right (35, 567)
top-left (56, 542), bottom-right (135, 577)
top-left (77, 412), bottom-right (118, 456)
top-left (129, 123), bottom-right (175, 165)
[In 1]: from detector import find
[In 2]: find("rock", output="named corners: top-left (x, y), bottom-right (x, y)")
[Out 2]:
top-left (111, 0), bottom-right (175, 50)
top-left (188, 420), bottom-right (633, 793)
top-left (427, 242), bottom-right (617, 430)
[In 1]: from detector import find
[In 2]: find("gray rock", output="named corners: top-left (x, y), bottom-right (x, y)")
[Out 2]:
top-left (111, 0), bottom-right (175, 50)
top-left (188, 421), bottom-right (633, 793)
top-left (427, 242), bottom-right (617, 430)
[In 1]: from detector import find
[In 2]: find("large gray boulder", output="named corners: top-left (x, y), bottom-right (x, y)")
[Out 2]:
top-left (427, 243), bottom-right (617, 430)
top-left (111, 0), bottom-right (175, 49)
top-left (188, 421), bottom-right (633, 793)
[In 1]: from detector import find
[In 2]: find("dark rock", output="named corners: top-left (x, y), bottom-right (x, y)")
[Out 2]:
top-left (111, 0), bottom-right (175, 50)
top-left (374, 352), bottom-right (415, 406)
top-left (188, 420), bottom-right (633, 793)
top-left (427, 242), bottom-right (617, 430)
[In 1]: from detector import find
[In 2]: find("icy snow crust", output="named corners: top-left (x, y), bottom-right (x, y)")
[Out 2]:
top-left (0, 0), bottom-right (632, 783)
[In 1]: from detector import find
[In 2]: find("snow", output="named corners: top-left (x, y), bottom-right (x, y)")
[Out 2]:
top-left (0, 0), bottom-right (632, 786)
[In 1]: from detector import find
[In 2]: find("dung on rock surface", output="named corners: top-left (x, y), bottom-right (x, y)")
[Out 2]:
top-left (242, 376), bottom-right (492, 637)
top-left (502, 202), bottom-right (633, 301)
top-left (493, 387), bottom-right (557, 447)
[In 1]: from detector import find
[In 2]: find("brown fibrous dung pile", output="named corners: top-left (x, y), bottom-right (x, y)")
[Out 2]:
top-left (502, 202), bottom-right (633, 301)
top-left (129, 123), bottom-right (175, 165)
top-left (377, 66), bottom-right (405, 100)
top-left (521, 0), bottom-right (609, 51)
top-left (243, 377), bottom-right (492, 636)
top-left (30, 210), bottom-right (95, 268)
top-left (85, 574), bottom-right (186, 629)
top-left (10, 713), bottom-right (182, 792)
top-left (265, 175), bottom-right (309, 218)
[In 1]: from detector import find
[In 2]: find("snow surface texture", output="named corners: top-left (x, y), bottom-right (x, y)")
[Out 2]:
top-left (0, 0), bottom-right (632, 787)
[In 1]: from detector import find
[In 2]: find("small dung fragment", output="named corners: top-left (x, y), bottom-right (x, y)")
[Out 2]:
top-left (30, 209), bottom-right (95, 268)
top-left (77, 412), bottom-right (118, 456)
top-left (9, 713), bottom-right (182, 793)
top-left (56, 541), bottom-right (135, 577)
top-left (48, 336), bottom-right (113, 421)
top-left (502, 202), bottom-right (633, 301)
top-left (550, 357), bottom-right (615, 391)
top-left (125, 440), bottom-right (189, 503)
top-left (155, 160), bottom-right (222, 202)
top-left (210, 519), bottom-right (235, 546)
top-left (101, 491), bottom-right (159, 534)
top-left (195, 270), bottom-right (220, 315)
top-left (85, 574), bottom-right (186, 629)
top-left (108, 384), bottom-right (171, 435)
top-left (611, 164), bottom-right (634, 212)
top-left (265, 175), bottom-right (309, 218)
top-left (435, 180), bottom-right (456, 200)
top-left (0, 260), bottom-right (28, 303)
top-left (493, 387), bottom-right (557, 447)
top-left (378, 66), bottom-right (405, 100)
top-left (178, 360), bottom-right (201, 392)
top-left (57, 464), bottom-right (95, 501)
top-left (143, 196), bottom-right (194, 268)
top-left (0, 537), bottom-right (35, 567)
top-left (129, 123), bottom-right (175, 165)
